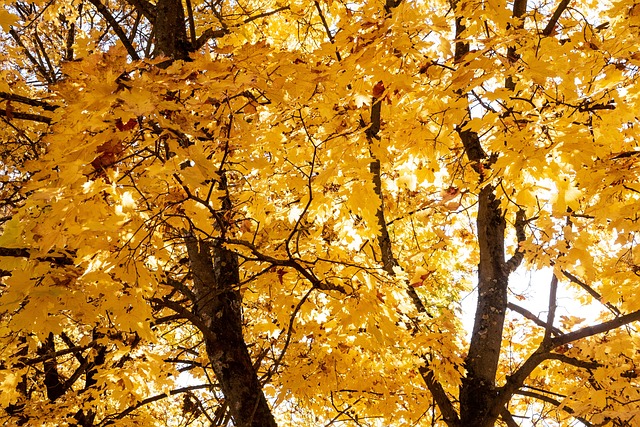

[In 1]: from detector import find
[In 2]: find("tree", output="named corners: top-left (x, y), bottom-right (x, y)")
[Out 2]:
top-left (1, 0), bottom-right (640, 425)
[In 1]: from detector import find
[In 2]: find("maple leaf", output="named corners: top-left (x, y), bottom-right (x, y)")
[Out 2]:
top-left (2, 1), bottom-right (640, 426)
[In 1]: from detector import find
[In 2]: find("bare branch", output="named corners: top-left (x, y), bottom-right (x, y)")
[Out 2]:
top-left (514, 390), bottom-right (594, 427)
top-left (543, 273), bottom-right (559, 342)
top-left (500, 408), bottom-right (520, 427)
top-left (505, 209), bottom-right (526, 273)
top-left (0, 92), bottom-right (57, 111)
top-left (419, 366), bottom-right (460, 427)
top-left (542, 0), bottom-right (571, 36)
top-left (87, 0), bottom-right (141, 60)
top-left (507, 302), bottom-right (563, 336)
top-left (551, 309), bottom-right (640, 348)
top-left (562, 270), bottom-right (621, 316)
top-left (125, 0), bottom-right (156, 23)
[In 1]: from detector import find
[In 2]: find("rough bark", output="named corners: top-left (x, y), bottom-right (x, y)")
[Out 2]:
top-left (185, 238), bottom-right (277, 427)
top-left (458, 183), bottom-right (508, 427)
top-left (40, 333), bottom-right (65, 402)
top-left (151, 3), bottom-right (276, 424)
top-left (154, 0), bottom-right (191, 61)
top-left (454, 1), bottom-right (526, 425)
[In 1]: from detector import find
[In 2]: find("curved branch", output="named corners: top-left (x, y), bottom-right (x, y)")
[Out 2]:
top-left (194, 6), bottom-right (290, 50)
top-left (108, 384), bottom-right (215, 421)
top-left (499, 408), bottom-right (519, 427)
top-left (125, 0), bottom-right (156, 23)
top-left (545, 353), bottom-right (602, 370)
top-left (514, 390), bottom-right (593, 427)
top-left (504, 209), bottom-right (526, 274)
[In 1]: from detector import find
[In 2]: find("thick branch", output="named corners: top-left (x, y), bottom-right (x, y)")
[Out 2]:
top-left (500, 409), bottom-right (519, 427)
top-left (0, 247), bottom-right (74, 266)
top-left (40, 333), bottom-right (65, 402)
top-left (493, 309), bottom-right (640, 420)
top-left (0, 92), bottom-right (57, 111)
top-left (504, 209), bottom-right (526, 273)
top-left (0, 108), bottom-right (52, 124)
top-left (505, 0), bottom-right (527, 90)
top-left (551, 309), bottom-right (640, 348)
top-left (542, 0), bottom-right (570, 36)
top-left (455, 2), bottom-right (526, 425)
top-left (419, 366), bottom-right (460, 427)
top-left (87, 0), bottom-right (141, 60)
top-left (193, 28), bottom-right (229, 49)
top-left (184, 236), bottom-right (277, 427)
top-left (124, 0), bottom-right (156, 23)
top-left (154, 0), bottom-right (190, 60)
top-left (492, 348), bottom-right (550, 421)
top-left (384, 0), bottom-right (402, 14)
top-left (545, 353), bottom-right (602, 370)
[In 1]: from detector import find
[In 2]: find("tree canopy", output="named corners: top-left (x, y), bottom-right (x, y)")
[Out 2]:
top-left (1, 0), bottom-right (640, 426)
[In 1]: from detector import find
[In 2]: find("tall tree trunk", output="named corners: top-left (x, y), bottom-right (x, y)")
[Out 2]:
top-left (152, 3), bottom-right (277, 424)
top-left (185, 238), bottom-right (277, 427)
top-left (455, 1), bottom-right (528, 425)
top-left (154, 0), bottom-right (190, 61)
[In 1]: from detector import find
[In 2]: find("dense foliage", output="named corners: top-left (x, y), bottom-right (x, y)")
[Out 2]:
top-left (1, 0), bottom-right (640, 426)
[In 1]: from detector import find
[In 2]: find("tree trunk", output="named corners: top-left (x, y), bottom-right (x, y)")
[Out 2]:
top-left (455, 1), bottom-right (527, 424)
top-left (151, 2), bottom-right (277, 424)
top-left (154, 0), bottom-right (190, 61)
top-left (185, 238), bottom-right (277, 427)
top-left (458, 184), bottom-right (508, 427)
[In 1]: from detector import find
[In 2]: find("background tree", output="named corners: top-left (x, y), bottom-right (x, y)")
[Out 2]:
top-left (1, 0), bottom-right (640, 426)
